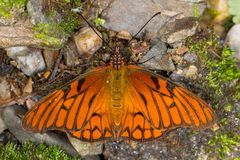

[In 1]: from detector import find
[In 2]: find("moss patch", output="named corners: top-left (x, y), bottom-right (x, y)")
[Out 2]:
top-left (187, 31), bottom-right (240, 109)
top-left (0, 0), bottom-right (27, 18)
top-left (0, 142), bottom-right (79, 160)
top-left (187, 30), bottom-right (240, 159)
top-left (33, 1), bottom-right (81, 48)
top-left (208, 132), bottom-right (240, 159)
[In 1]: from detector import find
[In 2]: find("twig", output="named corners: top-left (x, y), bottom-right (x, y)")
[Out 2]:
top-left (49, 49), bottom-right (63, 81)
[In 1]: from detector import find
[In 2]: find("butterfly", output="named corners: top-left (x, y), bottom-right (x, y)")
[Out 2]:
top-left (22, 43), bottom-right (215, 142)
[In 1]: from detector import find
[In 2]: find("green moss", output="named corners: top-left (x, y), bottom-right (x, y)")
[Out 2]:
top-left (94, 11), bottom-right (105, 27)
top-left (193, 3), bottom-right (199, 18)
top-left (187, 33), bottom-right (240, 109)
top-left (33, 10), bottom-right (80, 48)
top-left (33, 23), bottom-right (63, 47)
top-left (206, 47), bottom-right (240, 97)
top-left (0, 141), bottom-right (79, 160)
top-left (208, 132), bottom-right (240, 159)
top-left (0, 0), bottom-right (27, 18)
top-left (187, 33), bottom-right (220, 61)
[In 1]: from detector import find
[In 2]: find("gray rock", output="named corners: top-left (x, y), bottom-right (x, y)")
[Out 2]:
top-left (183, 52), bottom-right (198, 63)
top-left (68, 136), bottom-right (103, 157)
top-left (63, 41), bottom-right (82, 67)
top-left (225, 24), bottom-right (240, 68)
top-left (102, 0), bottom-right (205, 37)
top-left (27, 0), bottom-right (48, 25)
top-left (6, 47), bottom-right (46, 76)
top-left (43, 50), bottom-right (58, 69)
top-left (140, 41), bottom-right (175, 71)
top-left (159, 17), bottom-right (199, 44)
top-left (83, 155), bottom-right (101, 160)
top-left (225, 24), bottom-right (240, 53)
top-left (104, 127), bottom-right (213, 160)
top-left (0, 111), bottom-right (6, 133)
top-left (2, 105), bottom-right (79, 157)
top-left (170, 69), bottom-right (185, 81)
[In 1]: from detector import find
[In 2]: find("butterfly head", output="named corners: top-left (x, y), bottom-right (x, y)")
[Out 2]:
top-left (110, 47), bottom-right (124, 70)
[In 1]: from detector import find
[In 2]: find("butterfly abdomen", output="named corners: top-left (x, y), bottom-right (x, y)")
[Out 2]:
top-left (107, 66), bottom-right (129, 127)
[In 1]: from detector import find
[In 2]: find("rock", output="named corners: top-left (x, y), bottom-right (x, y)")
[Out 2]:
top-left (130, 41), bottom-right (150, 62)
top-left (0, 131), bottom-right (8, 144)
top-left (171, 54), bottom-right (183, 64)
top-left (182, 65), bottom-right (198, 79)
top-left (139, 41), bottom-right (175, 71)
top-left (116, 31), bottom-right (132, 40)
top-left (225, 24), bottom-right (240, 53)
top-left (27, 0), bottom-right (48, 25)
top-left (102, 0), bottom-right (205, 37)
top-left (0, 50), bottom-right (13, 77)
top-left (101, 53), bottom-right (111, 62)
top-left (2, 105), bottom-right (79, 157)
top-left (170, 69), bottom-right (184, 81)
top-left (104, 127), bottom-right (213, 160)
top-left (159, 17), bottom-right (199, 44)
top-left (225, 24), bottom-right (240, 68)
top-left (62, 41), bottom-right (82, 67)
top-left (74, 27), bottom-right (103, 58)
top-left (23, 77), bottom-right (33, 94)
top-left (175, 46), bottom-right (189, 55)
top-left (93, 0), bottom-right (112, 13)
top-left (170, 65), bottom-right (198, 80)
top-left (0, 130), bottom-right (20, 144)
top-left (0, 111), bottom-right (6, 133)
top-left (83, 155), bottom-right (101, 160)
top-left (0, 21), bottom-right (64, 49)
top-left (0, 76), bottom-right (12, 107)
top-left (68, 136), bottom-right (103, 157)
top-left (43, 50), bottom-right (59, 69)
top-left (6, 47), bottom-right (46, 76)
top-left (183, 52), bottom-right (198, 64)
top-left (0, 24), bottom-right (41, 48)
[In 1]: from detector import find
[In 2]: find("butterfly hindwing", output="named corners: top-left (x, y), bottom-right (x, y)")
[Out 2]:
top-left (119, 65), bottom-right (215, 141)
top-left (23, 67), bottom-right (114, 141)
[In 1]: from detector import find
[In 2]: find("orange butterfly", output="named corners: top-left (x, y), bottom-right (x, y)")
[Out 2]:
top-left (22, 45), bottom-right (215, 142)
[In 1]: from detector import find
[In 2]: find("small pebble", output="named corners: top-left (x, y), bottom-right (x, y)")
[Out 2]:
top-left (6, 47), bottom-right (46, 76)
top-left (116, 30), bottom-right (132, 40)
top-left (183, 52), bottom-right (198, 63)
top-left (74, 27), bottom-right (103, 58)
top-left (183, 65), bottom-right (198, 79)
top-left (23, 77), bottom-right (33, 94)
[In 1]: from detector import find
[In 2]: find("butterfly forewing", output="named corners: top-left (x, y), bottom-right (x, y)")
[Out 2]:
top-left (23, 67), bottom-right (115, 141)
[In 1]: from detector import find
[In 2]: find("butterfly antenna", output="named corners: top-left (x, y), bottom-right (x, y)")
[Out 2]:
top-left (78, 13), bottom-right (113, 52)
top-left (128, 12), bottom-right (162, 44)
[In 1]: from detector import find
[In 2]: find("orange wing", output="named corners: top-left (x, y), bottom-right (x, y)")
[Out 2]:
top-left (22, 67), bottom-right (114, 142)
top-left (120, 65), bottom-right (215, 141)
